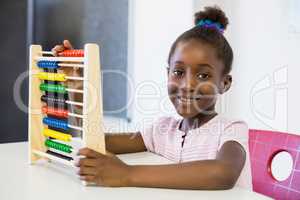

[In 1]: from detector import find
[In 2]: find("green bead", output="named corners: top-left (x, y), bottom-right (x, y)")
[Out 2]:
top-left (40, 83), bottom-right (66, 94)
top-left (45, 139), bottom-right (72, 153)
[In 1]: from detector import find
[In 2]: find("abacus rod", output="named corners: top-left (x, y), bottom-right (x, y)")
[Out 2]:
top-left (58, 63), bottom-right (84, 68)
top-left (68, 112), bottom-right (84, 119)
top-left (41, 96), bottom-right (83, 106)
top-left (68, 124), bottom-right (83, 131)
top-left (36, 56), bottom-right (84, 62)
top-left (66, 76), bottom-right (84, 81)
top-left (47, 147), bottom-right (77, 158)
top-left (66, 88), bottom-right (84, 93)
top-left (32, 150), bottom-right (75, 168)
top-left (41, 51), bottom-right (53, 55)
top-left (65, 100), bottom-right (83, 106)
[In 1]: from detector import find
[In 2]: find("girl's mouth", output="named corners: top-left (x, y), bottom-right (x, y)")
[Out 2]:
top-left (176, 96), bottom-right (202, 105)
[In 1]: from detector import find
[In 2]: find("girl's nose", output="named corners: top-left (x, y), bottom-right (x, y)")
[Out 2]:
top-left (180, 73), bottom-right (197, 93)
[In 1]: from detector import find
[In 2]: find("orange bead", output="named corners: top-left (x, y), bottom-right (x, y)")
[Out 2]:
top-left (58, 49), bottom-right (84, 57)
top-left (42, 106), bottom-right (68, 118)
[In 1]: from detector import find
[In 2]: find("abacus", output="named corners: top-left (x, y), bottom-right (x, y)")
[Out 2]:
top-left (28, 44), bottom-right (105, 168)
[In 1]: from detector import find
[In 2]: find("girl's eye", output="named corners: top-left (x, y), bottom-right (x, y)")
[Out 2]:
top-left (198, 73), bottom-right (210, 80)
top-left (173, 70), bottom-right (184, 76)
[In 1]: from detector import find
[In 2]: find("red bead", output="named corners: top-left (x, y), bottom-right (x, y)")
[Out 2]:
top-left (42, 106), bottom-right (68, 118)
top-left (58, 49), bottom-right (84, 57)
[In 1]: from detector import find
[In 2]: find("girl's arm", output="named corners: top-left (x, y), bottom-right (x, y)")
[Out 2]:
top-left (105, 132), bottom-right (147, 154)
top-left (77, 141), bottom-right (246, 190)
top-left (126, 141), bottom-right (245, 190)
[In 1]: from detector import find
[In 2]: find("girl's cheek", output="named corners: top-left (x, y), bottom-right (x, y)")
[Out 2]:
top-left (167, 79), bottom-right (180, 93)
top-left (168, 86), bottom-right (177, 97)
top-left (198, 82), bottom-right (218, 95)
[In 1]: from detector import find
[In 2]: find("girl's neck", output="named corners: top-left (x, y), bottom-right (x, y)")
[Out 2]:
top-left (179, 111), bottom-right (218, 133)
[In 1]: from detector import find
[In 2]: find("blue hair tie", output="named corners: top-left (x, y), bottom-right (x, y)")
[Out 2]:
top-left (197, 19), bottom-right (224, 34)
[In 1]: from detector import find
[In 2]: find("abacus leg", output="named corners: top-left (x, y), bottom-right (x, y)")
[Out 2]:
top-left (28, 45), bottom-right (47, 164)
top-left (82, 44), bottom-right (105, 154)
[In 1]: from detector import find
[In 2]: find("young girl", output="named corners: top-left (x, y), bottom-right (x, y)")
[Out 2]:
top-left (52, 6), bottom-right (252, 190)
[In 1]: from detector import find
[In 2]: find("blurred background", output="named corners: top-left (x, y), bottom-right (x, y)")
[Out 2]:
top-left (1, 0), bottom-right (300, 143)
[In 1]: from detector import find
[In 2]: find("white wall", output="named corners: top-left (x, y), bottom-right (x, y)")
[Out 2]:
top-left (129, 0), bottom-right (194, 130)
top-left (105, 0), bottom-right (194, 132)
top-left (106, 0), bottom-right (300, 135)
top-left (195, 0), bottom-right (300, 134)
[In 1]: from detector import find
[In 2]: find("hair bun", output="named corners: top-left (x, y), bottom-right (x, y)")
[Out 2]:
top-left (194, 6), bottom-right (229, 31)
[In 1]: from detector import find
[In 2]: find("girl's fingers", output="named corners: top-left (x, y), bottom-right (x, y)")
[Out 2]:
top-left (76, 158), bottom-right (98, 167)
top-left (105, 151), bottom-right (115, 158)
top-left (78, 148), bottom-right (105, 158)
top-left (63, 40), bottom-right (73, 49)
top-left (78, 166), bottom-right (97, 176)
top-left (80, 175), bottom-right (95, 182)
top-left (51, 45), bottom-right (65, 56)
top-left (51, 40), bottom-right (73, 56)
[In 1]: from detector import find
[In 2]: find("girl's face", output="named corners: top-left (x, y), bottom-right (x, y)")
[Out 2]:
top-left (168, 40), bottom-right (231, 118)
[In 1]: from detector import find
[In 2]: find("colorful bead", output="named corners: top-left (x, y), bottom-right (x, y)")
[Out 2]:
top-left (37, 72), bottom-right (66, 81)
top-left (42, 106), bottom-right (68, 118)
top-left (40, 83), bottom-right (66, 94)
top-left (45, 139), bottom-right (72, 153)
top-left (41, 95), bottom-right (65, 105)
top-left (58, 49), bottom-right (84, 57)
top-left (43, 117), bottom-right (69, 130)
top-left (46, 150), bottom-right (72, 161)
top-left (43, 128), bottom-right (72, 142)
top-left (37, 61), bottom-right (59, 69)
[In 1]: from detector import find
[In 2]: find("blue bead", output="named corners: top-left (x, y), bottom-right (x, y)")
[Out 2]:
top-left (43, 117), bottom-right (69, 130)
top-left (37, 61), bottom-right (59, 69)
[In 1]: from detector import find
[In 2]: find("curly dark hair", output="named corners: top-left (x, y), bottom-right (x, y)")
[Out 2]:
top-left (168, 6), bottom-right (233, 75)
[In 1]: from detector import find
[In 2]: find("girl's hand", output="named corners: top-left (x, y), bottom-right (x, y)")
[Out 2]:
top-left (51, 39), bottom-right (73, 56)
top-left (51, 40), bottom-right (82, 78)
top-left (75, 148), bottom-right (131, 187)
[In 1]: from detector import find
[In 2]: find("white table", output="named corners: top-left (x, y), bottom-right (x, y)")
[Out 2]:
top-left (0, 142), bottom-right (271, 200)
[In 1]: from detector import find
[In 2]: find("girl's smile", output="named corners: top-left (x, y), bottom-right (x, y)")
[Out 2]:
top-left (176, 95), bottom-right (202, 105)
top-left (168, 39), bottom-right (225, 119)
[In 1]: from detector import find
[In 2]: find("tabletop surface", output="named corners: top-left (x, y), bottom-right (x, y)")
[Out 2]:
top-left (0, 142), bottom-right (271, 200)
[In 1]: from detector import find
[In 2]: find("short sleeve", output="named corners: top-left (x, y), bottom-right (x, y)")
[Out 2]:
top-left (218, 121), bottom-right (249, 151)
top-left (139, 120), bottom-right (156, 152)
top-left (139, 116), bottom-right (178, 153)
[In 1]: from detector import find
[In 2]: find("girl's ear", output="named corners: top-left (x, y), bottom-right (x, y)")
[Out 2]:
top-left (220, 74), bottom-right (232, 94)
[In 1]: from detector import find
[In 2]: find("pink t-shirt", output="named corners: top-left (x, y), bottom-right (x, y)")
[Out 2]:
top-left (140, 115), bottom-right (253, 190)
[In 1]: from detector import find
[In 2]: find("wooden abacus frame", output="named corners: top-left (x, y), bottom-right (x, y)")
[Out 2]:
top-left (28, 44), bottom-right (105, 167)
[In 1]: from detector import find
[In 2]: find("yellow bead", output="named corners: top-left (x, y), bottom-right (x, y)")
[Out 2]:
top-left (37, 72), bottom-right (66, 81)
top-left (43, 128), bottom-right (71, 142)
